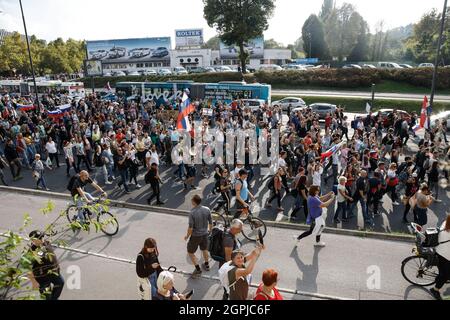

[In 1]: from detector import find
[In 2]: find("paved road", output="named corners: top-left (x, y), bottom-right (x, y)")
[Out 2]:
top-left (272, 89), bottom-right (450, 103)
top-left (0, 192), bottom-right (447, 300)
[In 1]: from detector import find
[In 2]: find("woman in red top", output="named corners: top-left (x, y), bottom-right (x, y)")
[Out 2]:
top-left (254, 269), bottom-right (283, 301)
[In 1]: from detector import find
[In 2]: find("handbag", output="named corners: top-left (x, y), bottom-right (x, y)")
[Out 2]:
top-left (387, 177), bottom-right (399, 187)
top-left (32, 171), bottom-right (40, 181)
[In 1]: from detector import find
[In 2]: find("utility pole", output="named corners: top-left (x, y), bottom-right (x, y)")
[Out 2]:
top-left (19, 0), bottom-right (40, 110)
top-left (429, 0), bottom-right (448, 121)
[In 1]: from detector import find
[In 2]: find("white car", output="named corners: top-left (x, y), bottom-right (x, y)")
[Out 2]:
top-left (139, 70), bottom-right (157, 76)
top-left (239, 99), bottom-right (265, 112)
top-left (90, 50), bottom-right (108, 60)
top-left (173, 67), bottom-right (188, 75)
top-left (399, 64), bottom-right (414, 69)
top-left (378, 62), bottom-right (403, 69)
top-left (283, 65), bottom-right (307, 71)
top-left (103, 72), bottom-right (112, 77)
top-left (272, 97), bottom-right (307, 111)
top-left (419, 63), bottom-right (435, 68)
top-left (342, 64), bottom-right (362, 69)
top-left (114, 71), bottom-right (126, 77)
top-left (362, 64), bottom-right (376, 69)
top-left (430, 111), bottom-right (450, 131)
top-left (215, 66), bottom-right (233, 72)
top-left (259, 64), bottom-right (283, 72)
top-left (127, 71), bottom-right (141, 76)
top-left (158, 69), bottom-right (172, 76)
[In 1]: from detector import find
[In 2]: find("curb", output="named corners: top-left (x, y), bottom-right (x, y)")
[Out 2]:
top-left (1, 232), bottom-right (352, 301)
top-left (0, 186), bottom-right (415, 243)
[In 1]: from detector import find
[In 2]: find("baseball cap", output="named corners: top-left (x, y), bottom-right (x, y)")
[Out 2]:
top-left (29, 230), bottom-right (44, 240)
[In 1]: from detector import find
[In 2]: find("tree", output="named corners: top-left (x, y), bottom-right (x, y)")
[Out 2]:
top-left (202, 36), bottom-right (220, 50)
top-left (302, 14), bottom-right (331, 60)
top-left (203, 0), bottom-right (276, 73)
top-left (319, 0), bottom-right (335, 21)
top-left (0, 32), bottom-right (29, 76)
top-left (264, 38), bottom-right (283, 49)
top-left (348, 19), bottom-right (369, 62)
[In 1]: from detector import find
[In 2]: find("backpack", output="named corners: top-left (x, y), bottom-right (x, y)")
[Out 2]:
top-left (218, 262), bottom-right (239, 295)
top-left (67, 175), bottom-right (79, 192)
top-left (208, 227), bottom-right (225, 262)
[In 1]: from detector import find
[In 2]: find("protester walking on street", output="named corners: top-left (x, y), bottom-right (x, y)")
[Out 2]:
top-left (4, 138), bottom-right (22, 181)
top-left (185, 195), bottom-right (212, 277)
top-left (31, 154), bottom-right (50, 191)
top-left (146, 163), bottom-right (165, 205)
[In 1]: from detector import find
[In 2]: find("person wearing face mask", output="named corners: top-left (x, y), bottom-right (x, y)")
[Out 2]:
top-left (136, 238), bottom-right (164, 300)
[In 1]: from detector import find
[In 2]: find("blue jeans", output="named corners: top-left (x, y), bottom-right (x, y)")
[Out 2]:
top-left (350, 198), bottom-right (372, 225)
top-left (118, 169), bottom-right (130, 192)
top-left (36, 174), bottom-right (47, 189)
top-left (37, 273), bottom-right (65, 300)
top-left (75, 192), bottom-right (95, 221)
top-left (334, 201), bottom-right (348, 220)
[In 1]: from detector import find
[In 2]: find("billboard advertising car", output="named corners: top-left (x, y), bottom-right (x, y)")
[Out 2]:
top-left (175, 29), bottom-right (204, 48)
top-left (86, 37), bottom-right (172, 63)
top-left (219, 37), bottom-right (264, 59)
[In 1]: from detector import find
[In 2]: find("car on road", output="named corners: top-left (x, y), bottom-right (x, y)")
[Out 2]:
top-left (362, 64), bottom-right (377, 69)
top-left (103, 72), bottom-right (112, 77)
top-left (272, 97), bottom-right (307, 111)
top-left (342, 64), bottom-right (362, 70)
top-left (378, 62), bottom-right (403, 69)
top-left (127, 71), bottom-right (141, 76)
top-left (129, 48), bottom-right (151, 59)
top-left (282, 64), bottom-right (307, 71)
top-left (215, 66), bottom-right (234, 73)
top-left (139, 70), bottom-right (157, 76)
top-left (157, 68), bottom-right (172, 76)
top-left (239, 99), bottom-right (266, 112)
top-left (108, 47), bottom-right (127, 59)
top-left (419, 63), bottom-right (435, 68)
top-left (152, 47), bottom-right (169, 58)
top-left (173, 67), bottom-right (188, 75)
top-left (399, 64), bottom-right (414, 69)
top-left (373, 109), bottom-right (412, 127)
top-left (113, 71), bottom-right (127, 77)
top-left (430, 111), bottom-right (450, 131)
top-left (259, 64), bottom-right (283, 72)
top-left (90, 50), bottom-right (108, 60)
top-left (309, 103), bottom-right (337, 119)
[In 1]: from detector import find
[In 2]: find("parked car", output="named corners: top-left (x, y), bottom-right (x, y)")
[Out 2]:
top-left (399, 64), bottom-right (414, 69)
top-left (139, 70), bottom-right (157, 76)
top-left (373, 109), bottom-right (412, 127)
top-left (283, 64), bottom-right (307, 71)
top-left (152, 47), bottom-right (169, 58)
top-left (362, 64), bottom-right (376, 69)
top-left (108, 47), bottom-right (127, 59)
top-left (173, 67), bottom-right (188, 75)
top-left (103, 72), bottom-right (112, 77)
top-left (430, 111), bottom-right (450, 131)
top-left (272, 97), bottom-right (307, 111)
top-left (239, 99), bottom-right (266, 112)
top-left (129, 48), bottom-right (151, 59)
top-left (309, 103), bottom-right (337, 119)
top-left (302, 65), bottom-right (315, 69)
top-left (158, 68), bottom-right (172, 76)
top-left (342, 64), bottom-right (362, 70)
top-left (259, 64), bottom-right (283, 72)
top-left (419, 63), bottom-right (435, 68)
top-left (215, 66), bottom-right (234, 72)
top-left (114, 71), bottom-right (127, 77)
top-left (127, 71), bottom-right (141, 76)
top-left (90, 50), bottom-right (108, 60)
top-left (378, 62), bottom-right (403, 69)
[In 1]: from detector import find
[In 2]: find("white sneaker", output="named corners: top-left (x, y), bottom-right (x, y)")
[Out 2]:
top-left (136, 184), bottom-right (142, 189)
top-left (314, 242), bottom-right (326, 247)
top-left (105, 181), bottom-right (113, 185)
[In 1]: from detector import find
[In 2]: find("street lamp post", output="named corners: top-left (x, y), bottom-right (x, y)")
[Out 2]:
top-left (429, 0), bottom-right (448, 119)
top-left (371, 83), bottom-right (376, 109)
top-left (19, 0), bottom-right (39, 109)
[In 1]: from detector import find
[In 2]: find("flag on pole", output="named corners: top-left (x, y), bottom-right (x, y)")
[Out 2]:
top-left (321, 142), bottom-right (344, 162)
top-left (177, 91), bottom-right (195, 133)
top-left (419, 96), bottom-right (428, 129)
top-left (15, 103), bottom-right (35, 111)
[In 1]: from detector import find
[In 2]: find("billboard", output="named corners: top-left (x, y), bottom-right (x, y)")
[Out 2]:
top-left (219, 37), bottom-right (264, 59)
top-left (86, 37), bottom-right (172, 63)
top-left (84, 60), bottom-right (103, 77)
top-left (175, 29), bottom-right (204, 48)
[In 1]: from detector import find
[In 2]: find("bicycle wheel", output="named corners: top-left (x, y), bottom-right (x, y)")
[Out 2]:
top-left (242, 217), bottom-right (267, 242)
top-left (66, 206), bottom-right (79, 224)
top-left (401, 256), bottom-right (438, 287)
top-left (212, 212), bottom-right (228, 229)
top-left (97, 211), bottom-right (119, 236)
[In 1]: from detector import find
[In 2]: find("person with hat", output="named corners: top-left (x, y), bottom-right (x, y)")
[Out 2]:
top-left (27, 231), bottom-right (64, 300)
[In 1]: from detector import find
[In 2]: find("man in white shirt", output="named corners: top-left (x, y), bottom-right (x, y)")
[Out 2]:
top-left (45, 137), bottom-right (60, 168)
top-left (146, 144), bottom-right (159, 168)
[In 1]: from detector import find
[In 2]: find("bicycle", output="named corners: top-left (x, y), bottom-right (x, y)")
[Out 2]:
top-left (401, 223), bottom-right (449, 287)
top-left (212, 199), bottom-right (267, 242)
top-left (65, 196), bottom-right (119, 237)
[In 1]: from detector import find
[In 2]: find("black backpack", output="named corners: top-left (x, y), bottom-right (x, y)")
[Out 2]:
top-left (208, 227), bottom-right (225, 262)
top-left (67, 175), bottom-right (79, 192)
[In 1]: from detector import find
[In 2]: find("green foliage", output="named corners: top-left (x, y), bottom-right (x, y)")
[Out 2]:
top-left (202, 36), bottom-right (220, 50)
top-left (0, 34), bottom-right (85, 76)
top-left (203, 0), bottom-right (275, 73)
top-left (302, 15), bottom-right (331, 60)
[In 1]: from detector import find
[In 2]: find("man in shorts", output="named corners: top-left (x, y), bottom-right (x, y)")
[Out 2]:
top-left (184, 195), bottom-right (213, 277)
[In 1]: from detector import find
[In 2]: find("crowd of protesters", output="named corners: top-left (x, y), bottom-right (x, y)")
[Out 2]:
top-left (1, 87), bottom-right (450, 300)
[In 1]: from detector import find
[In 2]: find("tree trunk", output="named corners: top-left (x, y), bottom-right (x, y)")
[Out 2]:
top-left (239, 41), bottom-right (247, 74)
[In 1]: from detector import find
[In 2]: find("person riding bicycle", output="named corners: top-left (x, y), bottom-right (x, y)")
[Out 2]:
top-left (234, 169), bottom-right (255, 219)
top-left (70, 170), bottom-right (107, 221)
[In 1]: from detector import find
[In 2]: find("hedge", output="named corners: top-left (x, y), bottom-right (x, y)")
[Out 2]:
top-left (271, 95), bottom-right (450, 114)
top-left (81, 68), bottom-right (450, 91)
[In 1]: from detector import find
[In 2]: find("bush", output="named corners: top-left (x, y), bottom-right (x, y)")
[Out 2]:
top-left (81, 68), bottom-right (450, 90)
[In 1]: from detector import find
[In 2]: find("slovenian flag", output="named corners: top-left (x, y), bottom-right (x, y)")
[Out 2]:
top-left (47, 104), bottom-right (72, 119)
top-left (177, 91), bottom-right (195, 132)
top-left (321, 142), bottom-right (344, 162)
top-left (413, 96), bottom-right (429, 132)
top-left (16, 103), bottom-right (35, 111)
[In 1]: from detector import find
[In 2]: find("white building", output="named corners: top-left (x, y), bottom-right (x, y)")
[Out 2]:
top-left (210, 48), bottom-right (291, 70)
top-left (170, 49), bottom-right (212, 69)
